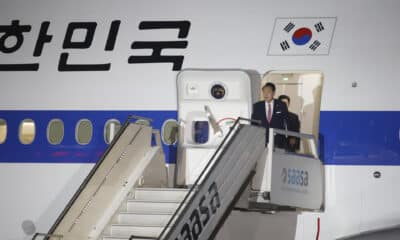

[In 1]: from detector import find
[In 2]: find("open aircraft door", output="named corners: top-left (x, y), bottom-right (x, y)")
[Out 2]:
top-left (249, 70), bottom-right (325, 211)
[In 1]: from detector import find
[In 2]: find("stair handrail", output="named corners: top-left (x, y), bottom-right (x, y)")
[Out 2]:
top-left (34, 116), bottom-right (140, 240)
top-left (31, 233), bottom-right (63, 240)
top-left (151, 117), bottom-right (258, 240)
top-left (272, 128), bottom-right (320, 160)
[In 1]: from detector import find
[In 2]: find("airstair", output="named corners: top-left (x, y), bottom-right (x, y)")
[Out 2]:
top-left (32, 117), bottom-right (324, 240)
top-left (102, 187), bottom-right (188, 239)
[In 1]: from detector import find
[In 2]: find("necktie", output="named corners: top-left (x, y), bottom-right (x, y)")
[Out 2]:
top-left (267, 102), bottom-right (272, 124)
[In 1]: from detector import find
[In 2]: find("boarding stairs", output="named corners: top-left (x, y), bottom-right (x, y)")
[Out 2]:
top-left (102, 187), bottom-right (188, 240)
top-left (32, 117), bottom-right (324, 240)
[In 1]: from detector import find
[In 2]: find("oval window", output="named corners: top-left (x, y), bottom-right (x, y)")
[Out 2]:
top-left (47, 119), bottom-right (64, 145)
top-left (19, 119), bottom-right (35, 144)
top-left (161, 119), bottom-right (179, 145)
top-left (75, 119), bottom-right (93, 145)
top-left (104, 119), bottom-right (122, 144)
top-left (0, 119), bottom-right (7, 144)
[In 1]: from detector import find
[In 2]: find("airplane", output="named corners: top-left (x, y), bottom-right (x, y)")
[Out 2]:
top-left (0, 0), bottom-right (399, 239)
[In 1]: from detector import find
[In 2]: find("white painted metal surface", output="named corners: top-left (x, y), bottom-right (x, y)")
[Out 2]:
top-left (1, 1), bottom-right (400, 239)
top-left (176, 70), bottom-right (254, 185)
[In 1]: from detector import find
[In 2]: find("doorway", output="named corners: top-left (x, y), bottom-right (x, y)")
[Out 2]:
top-left (261, 71), bottom-right (323, 154)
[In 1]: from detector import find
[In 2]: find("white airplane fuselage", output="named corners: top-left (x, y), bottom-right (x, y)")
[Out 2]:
top-left (0, 0), bottom-right (399, 239)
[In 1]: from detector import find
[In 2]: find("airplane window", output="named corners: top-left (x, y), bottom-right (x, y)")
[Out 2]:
top-left (0, 119), bottom-right (6, 144)
top-left (210, 83), bottom-right (226, 100)
top-left (104, 119), bottom-right (121, 144)
top-left (47, 119), bottom-right (64, 145)
top-left (19, 119), bottom-right (35, 145)
top-left (76, 119), bottom-right (93, 145)
top-left (161, 119), bottom-right (179, 145)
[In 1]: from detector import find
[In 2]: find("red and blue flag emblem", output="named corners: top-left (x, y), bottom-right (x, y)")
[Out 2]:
top-left (268, 17), bottom-right (337, 55)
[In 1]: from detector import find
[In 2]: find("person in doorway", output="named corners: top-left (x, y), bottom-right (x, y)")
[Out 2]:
top-left (278, 95), bottom-right (300, 152)
top-left (251, 82), bottom-right (288, 148)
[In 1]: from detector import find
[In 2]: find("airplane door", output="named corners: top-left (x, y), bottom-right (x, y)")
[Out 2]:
top-left (261, 71), bottom-right (323, 155)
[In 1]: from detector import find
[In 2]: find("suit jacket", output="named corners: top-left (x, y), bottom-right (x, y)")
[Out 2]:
top-left (287, 112), bottom-right (300, 132)
top-left (286, 111), bottom-right (300, 152)
top-left (251, 99), bottom-right (288, 147)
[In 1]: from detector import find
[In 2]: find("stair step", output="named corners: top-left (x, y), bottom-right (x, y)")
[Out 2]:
top-left (103, 236), bottom-right (155, 240)
top-left (118, 212), bottom-right (173, 226)
top-left (126, 200), bottom-right (181, 213)
top-left (110, 224), bottom-right (166, 238)
top-left (134, 188), bottom-right (188, 202)
top-left (118, 208), bottom-right (176, 215)
top-left (101, 188), bottom-right (188, 239)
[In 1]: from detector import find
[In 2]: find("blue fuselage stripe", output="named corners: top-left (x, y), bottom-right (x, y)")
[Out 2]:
top-left (0, 110), bottom-right (177, 163)
top-left (320, 111), bottom-right (400, 165)
top-left (0, 110), bottom-right (399, 165)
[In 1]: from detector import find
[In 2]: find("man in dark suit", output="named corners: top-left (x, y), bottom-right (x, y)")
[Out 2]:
top-left (251, 82), bottom-right (288, 148)
top-left (279, 95), bottom-right (301, 152)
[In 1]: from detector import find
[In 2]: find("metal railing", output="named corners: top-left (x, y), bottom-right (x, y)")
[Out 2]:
top-left (272, 128), bottom-right (320, 160)
top-left (149, 117), bottom-right (260, 240)
top-left (32, 233), bottom-right (63, 240)
top-left (32, 115), bottom-right (152, 240)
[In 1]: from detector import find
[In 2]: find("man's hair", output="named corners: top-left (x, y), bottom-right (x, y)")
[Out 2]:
top-left (262, 82), bottom-right (276, 92)
top-left (278, 94), bottom-right (290, 103)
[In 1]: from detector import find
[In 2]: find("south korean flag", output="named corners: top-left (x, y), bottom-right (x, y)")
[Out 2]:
top-left (267, 17), bottom-right (337, 55)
